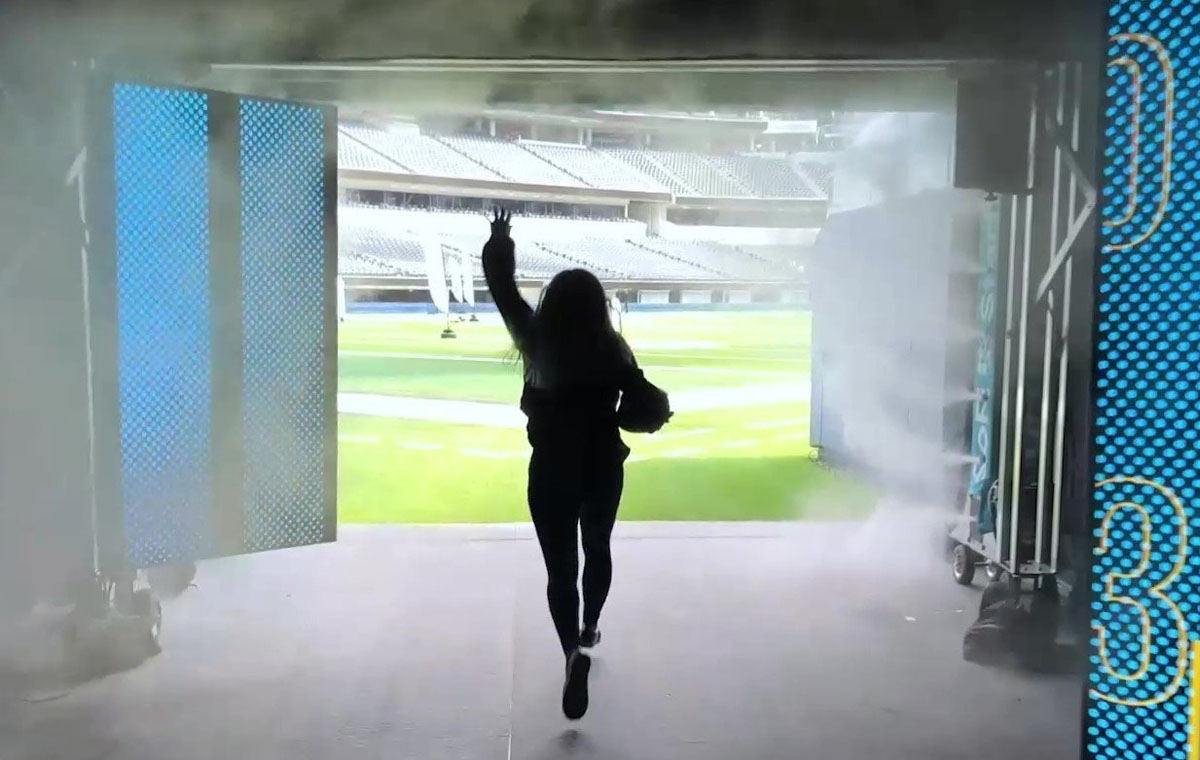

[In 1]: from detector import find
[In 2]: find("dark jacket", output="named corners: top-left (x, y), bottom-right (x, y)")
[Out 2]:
top-left (481, 234), bottom-right (637, 457)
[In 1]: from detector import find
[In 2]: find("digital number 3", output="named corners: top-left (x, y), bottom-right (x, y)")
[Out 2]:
top-left (1091, 477), bottom-right (1189, 707)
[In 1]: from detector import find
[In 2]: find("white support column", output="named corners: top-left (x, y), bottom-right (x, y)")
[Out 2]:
top-left (1009, 87), bottom-right (1040, 572)
top-left (994, 197), bottom-right (1019, 567)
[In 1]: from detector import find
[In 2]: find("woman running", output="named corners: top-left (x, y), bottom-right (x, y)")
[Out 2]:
top-left (481, 208), bottom-right (668, 720)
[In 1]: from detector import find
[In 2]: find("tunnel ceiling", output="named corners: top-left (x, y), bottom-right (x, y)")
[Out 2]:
top-left (0, 0), bottom-right (1104, 168)
top-left (4, 0), bottom-right (1101, 68)
top-left (197, 62), bottom-right (974, 114)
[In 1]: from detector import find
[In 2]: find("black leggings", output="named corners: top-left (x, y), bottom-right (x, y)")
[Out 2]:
top-left (527, 446), bottom-right (624, 655)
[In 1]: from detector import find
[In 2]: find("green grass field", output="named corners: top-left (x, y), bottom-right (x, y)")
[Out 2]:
top-left (338, 310), bottom-right (874, 523)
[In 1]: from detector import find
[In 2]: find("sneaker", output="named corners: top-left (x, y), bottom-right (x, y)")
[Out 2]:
top-left (579, 626), bottom-right (602, 648)
top-left (562, 648), bottom-right (592, 720)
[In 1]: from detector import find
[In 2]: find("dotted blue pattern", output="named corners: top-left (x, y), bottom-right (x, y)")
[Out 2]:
top-left (113, 84), bottom-right (212, 567)
top-left (1089, 3), bottom-right (1200, 759)
top-left (239, 99), bottom-right (329, 552)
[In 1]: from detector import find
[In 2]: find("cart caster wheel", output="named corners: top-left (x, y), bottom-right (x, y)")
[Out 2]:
top-left (986, 563), bottom-right (1006, 583)
top-left (132, 589), bottom-right (162, 655)
top-left (952, 544), bottom-right (977, 585)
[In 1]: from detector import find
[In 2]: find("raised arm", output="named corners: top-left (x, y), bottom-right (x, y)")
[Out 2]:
top-left (481, 208), bottom-right (533, 349)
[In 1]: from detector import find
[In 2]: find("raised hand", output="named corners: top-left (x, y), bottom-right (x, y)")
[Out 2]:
top-left (483, 206), bottom-right (517, 281)
top-left (490, 207), bottom-right (512, 240)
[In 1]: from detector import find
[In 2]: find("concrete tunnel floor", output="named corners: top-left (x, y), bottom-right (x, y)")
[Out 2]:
top-left (1, 518), bottom-right (1082, 760)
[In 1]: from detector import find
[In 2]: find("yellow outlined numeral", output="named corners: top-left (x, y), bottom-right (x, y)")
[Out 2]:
top-left (1091, 477), bottom-right (1189, 707)
top-left (1104, 33), bottom-right (1174, 252)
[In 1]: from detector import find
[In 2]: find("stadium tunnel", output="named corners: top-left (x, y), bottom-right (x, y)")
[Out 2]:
top-left (0, 1), bottom-right (1130, 758)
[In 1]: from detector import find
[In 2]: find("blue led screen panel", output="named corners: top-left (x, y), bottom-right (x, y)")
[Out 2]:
top-left (1086, 4), bottom-right (1200, 759)
top-left (239, 98), bottom-right (333, 553)
top-left (112, 84), bottom-right (214, 568)
top-left (90, 82), bottom-right (337, 570)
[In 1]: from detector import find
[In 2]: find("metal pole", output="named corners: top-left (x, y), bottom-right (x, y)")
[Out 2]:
top-left (1035, 66), bottom-right (1067, 568)
top-left (1009, 84), bottom-right (1039, 572)
top-left (1051, 262), bottom-right (1072, 572)
top-left (66, 131), bottom-right (101, 577)
top-left (77, 173), bottom-right (101, 578)
top-left (443, 244), bottom-right (453, 332)
top-left (1050, 63), bottom-right (1083, 573)
top-left (1035, 310), bottom-right (1054, 567)
top-left (994, 196), bottom-right (1019, 567)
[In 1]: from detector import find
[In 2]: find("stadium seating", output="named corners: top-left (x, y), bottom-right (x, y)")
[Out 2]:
top-left (436, 135), bottom-right (581, 187)
top-left (793, 161), bottom-right (833, 195)
top-left (737, 245), bottom-right (808, 275)
top-left (335, 120), bottom-right (826, 280)
top-left (639, 238), bottom-right (797, 280)
top-left (341, 123), bottom-right (499, 181)
top-left (338, 132), bottom-right (403, 173)
top-left (709, 155), bottom-right (823, 199)
top-left (350, 205), bottom-right (646, 242)
top-left (600, 149), bottom-right (691, 194)
top-left (336, 121), bottom-right (828, 201)
top-left (600, 149), bottom-right (823, 199)
top-left (538, 238), bottom-right (714, 281)
top-left (347, 233), bottom-right (426, 276)
top-left (338, 248), bottom-right (400, 276)
top-left (520, 142), bottom-right (667, 193)
top-left (606, 150), bottom-right (747, 197)
top-left (338, 203), bottom-right (808, 282)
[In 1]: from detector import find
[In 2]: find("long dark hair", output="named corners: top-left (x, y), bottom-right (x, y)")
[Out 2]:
top-left (524, 268), bottom-right (628, 386)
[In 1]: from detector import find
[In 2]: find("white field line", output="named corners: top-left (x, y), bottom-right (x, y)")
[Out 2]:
top-left (630, 350), bottom-right (802, 364)
top-left (459, 448), bottom-right (524, 459)
top-left (773, 432), bottom-right (811, 441)
top-left (339, 393), bottom-right (525, 428)
top-left (745, 418), bottom-right (808, 430)
top-left (621, 340), bottom-right (723, 350)
top-left (342, 437), bottom-right (528, 458)
top-left (660, 447), bottom-right (706, 458)
top-left (338, 349), bottom-right (796, 377)
top-left (652, 427), bottom-right (715, 440)
top-left (340, 350), bottom-right (511, 363)
top-left (339, 382), bottom-right (807, 427)
top-left (636, 364), bottom-right (797, 378)
top-left (669, 383), bottom-right (808, 412)
top-left (720, 440), bottom-right (759, 449)
top-left (712, 344), bottom-right (809, 353)
top-left (394, 441), bottom-right (444, 451)
top-left (343, 340), bottom-right (806, 362)
top-left (337, 436), bottom-right (806, 463)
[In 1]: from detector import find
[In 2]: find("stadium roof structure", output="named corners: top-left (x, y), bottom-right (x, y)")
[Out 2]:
top-left (4, 0), bottom-right (1100, 69)
top-left (200, 58), bottom-right (982, 115)
top-left (2, 1), bottom-right (1103, 123)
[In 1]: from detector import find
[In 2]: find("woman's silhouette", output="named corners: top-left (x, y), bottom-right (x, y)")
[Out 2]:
top-left (481, 208), bottom-right (667, 720)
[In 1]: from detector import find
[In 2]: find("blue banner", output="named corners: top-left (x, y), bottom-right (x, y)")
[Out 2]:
top-left (969, 201), bottom-right (1000, 504)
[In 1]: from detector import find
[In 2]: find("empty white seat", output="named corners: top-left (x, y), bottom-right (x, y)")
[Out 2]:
top-left (341, 124), bottom-right (501, 181)
top-left (521, 143), bottom-right (666, 192)
top-left (338, 206), bottom-right (803, 282)
top-left (338, 132), bottom-right (403, 172)
top-left (709, 155), bottom-right (822, 199)
top-left (437, 135), bottom-right (581, 187)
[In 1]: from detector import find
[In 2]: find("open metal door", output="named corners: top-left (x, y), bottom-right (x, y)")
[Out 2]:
top-left (81, 79), bottom-right (337, 573)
